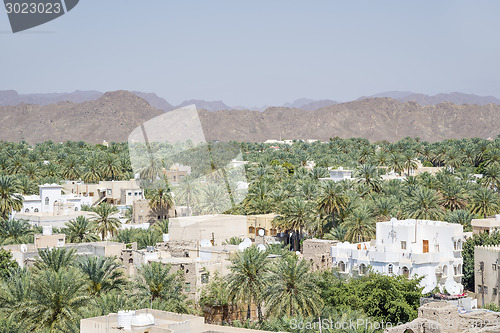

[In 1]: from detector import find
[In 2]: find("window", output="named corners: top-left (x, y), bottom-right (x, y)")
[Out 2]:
top-left (359, 264), bottom-right (367, 275)
top-left (494, 288), bottom-right (498, 296)
top-left (25, 208), bottom-right (29, 213)
top-left (401, 241), bottom-right (407, 250)
top-left (45, 197), bottom-right (49, 205)
top-left (107, 189), bottom-right (112, 195)
top-left (135, 192), bottom-right (138, 196)
top-left (388, 264), bottom-right (393, 274)
top-left (201, 273), bottom-right (209, 284)
top-left (478, 285), bottom-right (483, 293)
top-left (34, 208), bottom-right (39, 212)
top-left (89, 192), bottom-right (94, 197)
top-left (249, 226), bottom-right (255, 234)
top-left (139, 192), bottom-right (142, 196)
top-left (128, 192), bottom-right (131, 196)
top-left (484, 286), bottom-right (489, 295)
top-left (443, 265), bottom-right (448, 277)
top-left (454, 266), bottom-right (458, 276)
top-left (128, 258), bottom-right (133, 264)
top-left (75, 207), bottom-right (78, 211)
top-left (184, 283), bottom-right (191, 292)
top-left (493, 264), bottom-right (497, 271)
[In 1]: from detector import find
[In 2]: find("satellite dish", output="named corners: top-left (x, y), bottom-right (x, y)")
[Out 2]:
top-left (238, 242), bottom-right (251, 251)
top-left (20, 244), bottom-right (28, 253)
top-left (258, 229), bottom-right (265, 237)
top-left (200, 239), bottom-right (212, 247)
top-left (257, 244), bottom-right (266, 252)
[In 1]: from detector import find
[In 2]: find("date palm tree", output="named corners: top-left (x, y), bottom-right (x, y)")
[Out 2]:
top-left (226, 246), bottom-right (269, 320)
top-left (134, 261), bottom-right (189, 313)
top-left (61, 155), bottom-right (81, 180)
top-left (0, 218), bottom-right (33, 245)
top-left (317, 181), bottom-right (347, 228)
top-left (76, 256), bottom-right (126, 296)
top-left (175, 174), bottom-right (200, 216)
top-left (146, 187), bottom-right (174, 219)
top-left (92, 202), bottom-right (121, 240)
top-left (35, 247), bottom-right (76, 272)
top-left (0, 176), bottom-right (22, 219)
top-left (343, 205), bottom-right (376, 243)
top-left (402, 186), bottom-right (444, 220)
top-left (439, 181), bottom-right (468, 211)
top-left (275, 197), bottom-right (314, 251)
top-left (264, 255), bottom-right (322, 318)
top-left (0, 267), bottom-right (31, 319)
top-left (64, 216), bottom-right (99, 243)
top-left (469, 188), bottom-right (500, 218)
top-left (355, 164), bottom-right (382, 193)
top-left (21, 268), bottom-right (89, 331)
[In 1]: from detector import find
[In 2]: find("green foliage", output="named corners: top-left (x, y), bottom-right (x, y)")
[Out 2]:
top-left (462, 231), bottom-right (500, 291)
top-left (315, 270), bottom-right (424, 324)
top-left (0, 249), bottom-right (18, 279)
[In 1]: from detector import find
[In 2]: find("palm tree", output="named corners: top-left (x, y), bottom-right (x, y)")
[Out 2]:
top-left (275, 197), bottom-right (314, 251)
top-left (371, 195), bottom-right (397, 221)
top-left (21, 268), bottom-right (89, 331)
top-left (101, 153), bottom-right (122, 180)
top-left (0, 218), bottom-right (33, 245)
top-left (355, 164), bottom-right (382, 193)
top-left (76, 256), bottom-right (126, 296)
top-left (175, 174), bottom-right (200, 216)
top-left (60, 155), bottom-right (81, 180)
top-left (197, 184), bottom-right (229, 215)
top-left (439, 181), bottom-right (468, 211)
top-left (64, 216), bottom-right (99, 243)
top-left (92, 202), bottom-right (121, 239)
top-left (35, 247), bottom-right (76, 272)
top-left (324, 224), bottom-right (347, 241)
top-left (134, 261), bottom-right (189, 313)
top-left (482, 164), bottom-right (500, 191)
top-left (226, 246), bottom-right (269, 320)
top-left (444, 209), bottom-right (475, 230)
top-left (136, 229), bottom-right (162, 249)
top-left (0, 267), bottom-right (31, 319)
top-left (264, 255), bottom-right (322, 317)
top-left (0, 176), bottom-right (22, 219)
top-left (317, 181), bottom-right (347, 228)
top-left (470, 188), bottom-right (500, 218)
top-left (146, 188), bottom-right (174, 219)
top-left (82, 155), bottom-right (102, 184)
top-left (403, 153), bottom-right (418, 176)
top-left (343, 205), bottom-right (376, 242)
top-left (402, 186), bottom-right (444, 220)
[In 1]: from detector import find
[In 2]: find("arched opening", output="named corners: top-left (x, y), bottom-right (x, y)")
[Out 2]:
top-left (458, 264), bottom-right (462, 275)
top-left (338, 261), bottom-right (346, 272)
top-left (402, 266), bottom-right (410, 278)
top-left (45, 197), bottom-right (49, 205)
top-left (25, 208), bottom-right (29, 213)
top-left (457, 239), bottom-right (462, 250)
top-left (249, 226), bottom-right (255, 234)
top-left (443, 265), bottom-right (448, 277)
top-left (128, 258), bottom-right (133, 264)
top-left (75, 207), bottom-right (78, 211)
top-left (359, 263), bottom-right (367, 275)
top-left (34, 208), bottom-right (39, 212)
top-left (388, 264), bottom-right (393, 274)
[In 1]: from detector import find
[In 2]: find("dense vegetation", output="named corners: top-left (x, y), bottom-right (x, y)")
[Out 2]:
top-left (0, 137), bottom-right (499, 331)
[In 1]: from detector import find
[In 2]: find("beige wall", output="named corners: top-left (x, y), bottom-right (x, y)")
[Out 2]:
top-left (475, 246), bottom-right (500, 306)
top-left (34, 233), bottom-right (65, 249)
top-left (169, 215), bottom-right (247, 245)
top-left (63, 180), bottom-right (142, 205)
top-left (302, 238), bottom-right (338, 271)
top-left (246, 214), bottom-right (278, 240)
top-left (132, 199), bottom-right (176, 224)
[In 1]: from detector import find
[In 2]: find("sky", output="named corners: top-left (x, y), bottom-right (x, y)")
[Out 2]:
top-left (1, 0), bottom-right (500, 106)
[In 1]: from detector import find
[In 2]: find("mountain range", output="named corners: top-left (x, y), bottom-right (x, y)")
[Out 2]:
top-left (2, 90), bottom-right (500, 112)
top-left (0, 90), bottom-right (498, 143)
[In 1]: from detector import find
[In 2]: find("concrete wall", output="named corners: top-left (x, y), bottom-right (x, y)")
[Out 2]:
top-left (475, 246), bottom-right (500, 306)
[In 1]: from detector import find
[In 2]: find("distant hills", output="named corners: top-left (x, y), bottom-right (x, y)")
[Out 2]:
top-left (359, 91), bottom-right (500, 106)
top-left (3, 89), bottom-right (500, 112)
top-left (0, 90), bottom-right (498, 143)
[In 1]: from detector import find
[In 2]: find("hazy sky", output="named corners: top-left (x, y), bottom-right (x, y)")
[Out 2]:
top-left (1, 0), bottom-right (500, 106)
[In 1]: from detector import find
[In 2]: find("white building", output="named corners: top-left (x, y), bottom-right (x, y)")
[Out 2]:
top-left (319, 166), bottom-right (354, 182)
top-left (20, 184), bottom-right (92, 215)
top-left (330, 218), bottom-right (464, 294)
